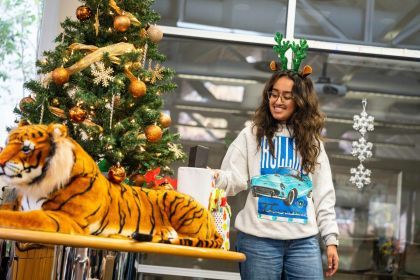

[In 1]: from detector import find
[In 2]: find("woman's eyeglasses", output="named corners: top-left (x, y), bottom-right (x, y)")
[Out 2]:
top-left (267, 90), bottom-right (293, 102)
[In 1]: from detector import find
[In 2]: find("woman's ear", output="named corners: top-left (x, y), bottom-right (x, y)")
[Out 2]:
top-left (47, 123), bottom-right (68, 139)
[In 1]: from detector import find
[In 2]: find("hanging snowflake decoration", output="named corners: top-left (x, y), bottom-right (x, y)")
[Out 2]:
top-left (168, 142), bottom-right (185, 159)
top-left (350, 99), bottom-right (374, 189)
top-left (353, 109), bottom-right (374, 136)
top-left (351, 137), bottom-right (373, 162)
top-left (90, 61), bottom-right (114, 87)
top-left (350, 164), bottom-right (371, 189)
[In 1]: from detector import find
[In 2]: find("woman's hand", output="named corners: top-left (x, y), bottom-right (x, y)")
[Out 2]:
top-left (207, 167), bottom-right (220, 183)
top-left (325, 245), bottom-right (339, 277)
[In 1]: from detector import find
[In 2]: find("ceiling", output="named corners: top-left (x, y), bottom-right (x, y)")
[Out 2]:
top-left (151, 0), bottom-right (420, 169)
top-left (154, 0), bottom-right (420, 49)
top-left (158, 36), bottom-right (420, 168)
top-left (52, 0), bottom-right (420, 169)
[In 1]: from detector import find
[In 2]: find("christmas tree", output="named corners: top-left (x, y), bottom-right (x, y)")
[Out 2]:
top-left (17, 0), bottom-right (185, 184)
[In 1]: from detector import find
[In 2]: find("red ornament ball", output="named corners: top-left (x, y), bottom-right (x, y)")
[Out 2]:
top-left (108, 164), bottom-right (126, 184)
top-left (69, 106), bottom-right (87, 123)
top-left (19, 96), bottom-right (35, 112)
top-left (76, 5), bottom-right (93, 21)
top-left (130, 174), bottom-right (146, 186)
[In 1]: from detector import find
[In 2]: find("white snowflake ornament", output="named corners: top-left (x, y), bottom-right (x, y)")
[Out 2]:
top-left (353, 110), bottom-right (374, 136)
top-left (168, 142), bottom-right (185, 159)
top-left (350, 99), bottom-right (374, 189)
top-left (350, 164), bottom-right (371, 189)
top-left (91, 61), bottom-right (115, 87)
top-left (351, 137), bottom-right (373, 162)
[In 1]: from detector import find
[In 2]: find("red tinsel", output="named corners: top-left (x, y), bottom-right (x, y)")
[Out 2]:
top-left (144, 167), bottom-right (177, 190)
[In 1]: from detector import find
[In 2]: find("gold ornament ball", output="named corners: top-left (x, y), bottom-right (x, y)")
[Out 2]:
top-left (129, 79), bottom-right (147, 98)
top-left (76, 5), bottom-right (92, 21)
top-left (69, 106), bottom-right (87, 123)
top-left (51, 97), bottom-right (60, 106)
top-left (113, 15), bottom-right (131, 32)
top-left (130, 174), bottom-right (146, 186)
top-left (147, 25), bottom-right (163, 43)
top-left (19, 96), bottom-right (35, 111)
top-left (159, 113), bottom-right (172, 128)
top-left (52, 67), bottom-right (70, 86)
top-left (108, 164), bottom-right (126, 184)
top-left (145, 124), bottom-right (163, 143)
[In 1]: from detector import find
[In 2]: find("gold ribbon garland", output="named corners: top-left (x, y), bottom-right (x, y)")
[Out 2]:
top-left (94, 7), bottom-right (100, 36)
top-left (123, 63), bottom-right (137, 82)
top-left (109, 0), bottom-right (141, 26)
top-left (66, 42), bottom-right (135, 71)
top-left (49, 106), bottom-right (103, 132)
top-left (43, 42), bottom-right (136, 84)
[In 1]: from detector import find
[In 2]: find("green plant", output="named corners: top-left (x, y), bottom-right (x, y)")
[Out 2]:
top-left (0, 0), bottom-right (41, 94)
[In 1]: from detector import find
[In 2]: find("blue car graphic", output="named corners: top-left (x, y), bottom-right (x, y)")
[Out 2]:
top-left (250, 173), bottom-right (313, 206)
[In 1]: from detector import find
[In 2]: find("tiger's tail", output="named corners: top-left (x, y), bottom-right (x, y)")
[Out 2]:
top-left (177, 231), bottom-right (224, 248)
top-left (132, 231), bottom-right (224, 248)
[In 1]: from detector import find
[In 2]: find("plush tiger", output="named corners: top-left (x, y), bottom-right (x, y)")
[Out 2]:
top-left (0, 123), bottom-right (222, 248)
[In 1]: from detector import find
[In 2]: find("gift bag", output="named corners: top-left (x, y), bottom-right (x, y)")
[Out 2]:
top-left (178, 167), bottom-right (214, 208)
top-left (209, 188), bottom-right (231, 250)
top-left (177, 167), bottom-right (231, 250)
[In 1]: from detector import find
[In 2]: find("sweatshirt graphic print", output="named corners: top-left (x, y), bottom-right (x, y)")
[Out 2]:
top-left (250, 136), bottom-right (313, 224)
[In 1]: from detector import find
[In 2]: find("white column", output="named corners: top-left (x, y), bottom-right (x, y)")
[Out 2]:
top-left (285, 0), bottom-right (297, 69)
top-left (37, 0), bottom-right (79, 58)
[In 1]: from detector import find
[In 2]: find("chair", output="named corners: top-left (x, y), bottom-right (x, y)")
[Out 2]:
top-left (337, 237), bottom-right (375, 272)
top-left (403, 242), bottom-right (420, 276)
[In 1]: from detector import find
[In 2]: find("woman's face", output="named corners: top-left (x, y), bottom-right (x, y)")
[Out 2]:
top-left (268, 76), bottom-right (296, 122)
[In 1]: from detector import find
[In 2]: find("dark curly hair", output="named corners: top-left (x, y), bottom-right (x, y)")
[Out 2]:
top-left (253, 70), bottom-right (325, 173)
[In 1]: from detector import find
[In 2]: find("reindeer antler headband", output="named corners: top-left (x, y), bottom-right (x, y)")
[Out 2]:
top-left (269, 32), bottom-right (312, 78)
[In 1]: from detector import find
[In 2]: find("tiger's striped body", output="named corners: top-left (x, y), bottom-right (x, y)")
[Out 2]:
top-left (0, 123), bottom-right (222, 248)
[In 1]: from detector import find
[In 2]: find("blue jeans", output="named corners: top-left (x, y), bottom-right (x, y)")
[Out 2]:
top-left (236, 231), bottom-right (323, 280)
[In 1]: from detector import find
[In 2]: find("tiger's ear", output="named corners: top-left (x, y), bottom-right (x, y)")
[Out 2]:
top-left (47, 123), bottom-right (68, 139)
top-left (18, 119), bottom-right (31, 127)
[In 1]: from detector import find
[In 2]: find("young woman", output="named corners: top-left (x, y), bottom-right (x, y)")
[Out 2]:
top-left (215, 70), bottom-right (339, 279)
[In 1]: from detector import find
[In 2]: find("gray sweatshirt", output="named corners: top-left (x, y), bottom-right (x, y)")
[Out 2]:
top-left (216, 124), bottom-right (339, 246)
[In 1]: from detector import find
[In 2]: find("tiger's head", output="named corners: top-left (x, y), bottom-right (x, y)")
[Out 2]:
top-left (0, 123), bottom-right (74, 196)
